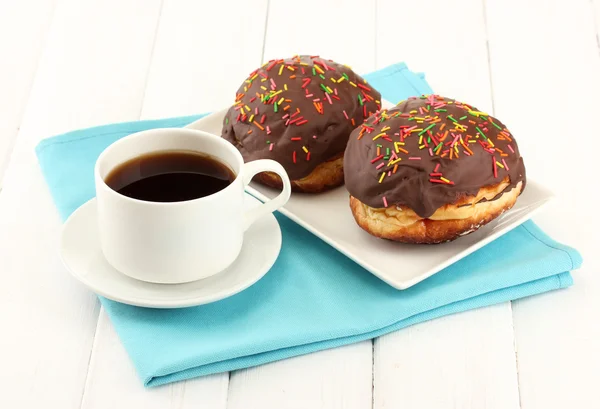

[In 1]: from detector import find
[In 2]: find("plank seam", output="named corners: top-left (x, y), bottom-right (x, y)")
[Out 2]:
top-left (481, 0), bottom-right (496, 114)
top-left (374, 0), bottom-right (379, 68)
top-left (137, 0), bottom-right (166, 120)
top-left (482, 1), bottom-right (521, 407)
top-left (9, 3), bottom-right (103, 408)
top-left (78, 303), bottom-right (103, 409)
top-left (78, 1), bottom-right (165, 405)
top-left (509, 302), bottom-right (523, 409)
top-left (0, 0), bottom-right (59, 190)
top-left (260, 0), bottom-right (271, 64)
top-left (225, 371), bottom-right (232, 409)
top-left (371, 340), bottom-right (375, 409)
top-left (592, 0), bottom-right (600, 57)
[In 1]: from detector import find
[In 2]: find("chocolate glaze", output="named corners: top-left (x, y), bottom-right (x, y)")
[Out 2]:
top-left (221, 56), bottom-right (381, 180)
top-left (344, 95), bottom-right (526, 218)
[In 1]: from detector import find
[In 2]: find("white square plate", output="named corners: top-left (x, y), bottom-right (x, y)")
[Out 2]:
top-left (186, 106), bottom-right (554, 290)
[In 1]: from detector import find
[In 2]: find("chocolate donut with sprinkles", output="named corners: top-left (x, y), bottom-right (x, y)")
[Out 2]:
top-left (221, 55), bottom-right (381, 193)
top-left (344, 94), bottom-right (526, 244)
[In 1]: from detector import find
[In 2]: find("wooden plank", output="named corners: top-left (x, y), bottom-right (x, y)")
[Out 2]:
top-left (373, 1), bottom-right (520, 408)
top-left (0, 0), bottom-right (162, 408)
top-left (228, 342), bottom-right (373, 409)
top-left (80, 1), bottom-right (267, 407)
top-left (374, 305), bottom-right (520, 409)
top-left (262, 0), bottom-right (377, 74)
top-left (224, 1), bottom-right (377, 408)
top-left (376, 0), bottom-right (492, 106)
top-left (486, 0), bottom-right (600, 407)
top-left (80, 311), bottom-right (229, 409)
top-left (141, 0), bottom-right (270, 118)
top-left (0, 0), bottom-right (56, 183)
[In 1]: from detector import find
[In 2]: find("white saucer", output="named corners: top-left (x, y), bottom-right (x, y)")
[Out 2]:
top-left (59, 194), bottom-right (282, 308)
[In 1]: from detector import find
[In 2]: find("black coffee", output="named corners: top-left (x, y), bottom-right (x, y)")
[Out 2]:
top-left (105, 150), bottom-right (236, 202)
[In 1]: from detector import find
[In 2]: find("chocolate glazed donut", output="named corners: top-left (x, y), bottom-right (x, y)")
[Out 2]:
top-left (344, 95), bottom-right (526, 243)
top-left (221, 55), bottom-right (381, 193)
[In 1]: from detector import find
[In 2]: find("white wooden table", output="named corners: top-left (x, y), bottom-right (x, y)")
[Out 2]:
top-left (1, 1), bottom-right (598, 407)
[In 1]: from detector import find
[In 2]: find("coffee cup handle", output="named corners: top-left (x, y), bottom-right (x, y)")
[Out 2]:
top-left (242, 159), bottom-right (292, 231)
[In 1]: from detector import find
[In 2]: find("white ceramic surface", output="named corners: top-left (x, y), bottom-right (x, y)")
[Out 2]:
top-left (94, 127), bottom-right (291, 284)
top-left (186, 107), bottom-right (555, 290)
top-left (59, 194), bottom-right (282, 308)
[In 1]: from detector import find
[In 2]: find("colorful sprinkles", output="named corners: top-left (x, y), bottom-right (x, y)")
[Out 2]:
top-left (226, 55), bottom-right (380, 168)
top-left (356, 94), bottom-right (518, 190)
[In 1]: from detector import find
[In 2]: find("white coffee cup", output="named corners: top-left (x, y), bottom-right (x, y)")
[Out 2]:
top-left (94, 128), bottom-right (291, 284)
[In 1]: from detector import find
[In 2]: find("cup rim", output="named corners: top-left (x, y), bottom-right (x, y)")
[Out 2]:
top-left (94, 127), bottom-right (244, 206)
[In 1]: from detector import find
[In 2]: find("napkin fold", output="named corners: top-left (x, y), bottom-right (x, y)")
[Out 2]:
top-left (36, 63), bottom-right (582, 387)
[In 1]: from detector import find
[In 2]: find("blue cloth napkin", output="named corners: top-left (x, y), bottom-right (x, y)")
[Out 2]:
top-left (36, 63), bottom-right (582, 387)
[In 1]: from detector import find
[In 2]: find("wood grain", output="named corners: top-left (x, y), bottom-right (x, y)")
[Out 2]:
top-left (373, 1), bottom-right (520, 408)
top-left (1, 0), bottom-right (598, 407)
top-left (376, 0), bottom-right (492, 107)
top-left (0, 0), bottom-right (162, 407)
top-left (228, 342), bottom-right (373, 409)
top-left (262, 0), bottom-right (376, 74)
top-left (141, 0), bottom-right (269, 118)
top-left (224, 1), bottom-right (378, 407)
top-left (374, 305), bottom-right (520, 409)
top-left (80, 311), bottom-right (229, 409)
top-left (594, 0), bottom-right (600, 44)
top-left (486, 0), bottom-right (600, 407)
top-left (81, 0), bottom-right (267, 407)
top-left (0, 0), bottom-right (56, 183)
